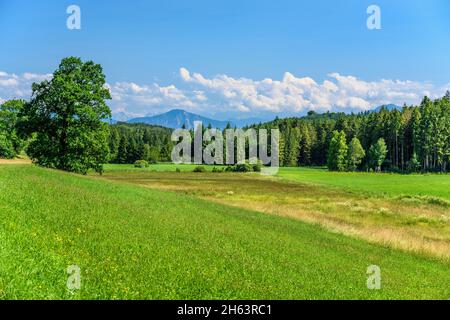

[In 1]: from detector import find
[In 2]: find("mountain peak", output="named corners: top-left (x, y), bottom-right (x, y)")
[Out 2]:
top-left (167, 108), bottom-right (187, 114)
top-left (127, 109), bottom-right (269, 129)
top-left (128, 109), bottom-right (230, 129)
top-left (373, 104), bottom-right (402, 112)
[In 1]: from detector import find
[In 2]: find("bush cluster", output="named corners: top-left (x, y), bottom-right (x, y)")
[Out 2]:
top-left (134, 160), bottom-right (149, 168)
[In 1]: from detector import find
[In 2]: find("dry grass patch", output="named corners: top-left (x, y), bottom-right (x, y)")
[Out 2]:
top-left (0, 158), bottom-right (31, 165)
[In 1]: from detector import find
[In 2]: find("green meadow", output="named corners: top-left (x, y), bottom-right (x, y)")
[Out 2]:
top-left (278, 167), bottom-right (450, 201)
top-left (104, 163), bottom-right (450, 201)
top-left (103, 163), bottom-right (216, 173)
top-left (0, 164), bottom-right (449, 299)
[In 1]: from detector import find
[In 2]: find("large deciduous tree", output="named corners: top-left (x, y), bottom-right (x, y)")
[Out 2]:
top-left (19, 57), bottom-right (111, 174)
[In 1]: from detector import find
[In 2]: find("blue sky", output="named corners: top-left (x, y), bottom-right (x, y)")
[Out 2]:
top-left (1, 0), bottom-right (449, 120)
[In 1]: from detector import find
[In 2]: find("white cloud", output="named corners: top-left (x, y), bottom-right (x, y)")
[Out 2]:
top-left (0, 71), bottom-right (52, 101)
top-left (0, 68), bottom-right (448, 119)
top-left (22, 72), bottom-right (52, 82)
top-left (177, 68), bottom-right (449, 115)
top-left (0, 78), bottom-right (19, 87)
top-left (108, 81), bottom-right (200, 116)
top-left (179, 67), bottom-right (191, 82)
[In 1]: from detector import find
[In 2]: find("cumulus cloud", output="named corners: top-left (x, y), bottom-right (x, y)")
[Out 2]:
top-left (0, 71), bottom-right (52, 100)
top-left (109, 81), bottom-right (203, 116)
top-left (178, 68), bottom-right (449, 115)
top-left (0, 68), bottom-right (448, 119)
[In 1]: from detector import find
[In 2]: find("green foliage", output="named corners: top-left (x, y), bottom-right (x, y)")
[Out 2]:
top-left (134, 160), bottom-right (149, 168)
top-left (18, 57), bottom-right (111, 174)
top-left (327, 130), bottom-right (348, 171)
top-left (407, 152), bottom-right (421, 172)
top-left (224, 162), bottom-right (256, 172)
top-left (369, 138), bottom-right (388, 172)
top-left (252, 161), bottom-right (262, 172)
top-left (117, 136), bottom-right (128, 164)
top-left (108, 123), bottom-right (172, 164)
top-left (283, 126), bottom-right (301, 166)
top-left (0, 100), bottom-right (26, 158)
top-left (347, 137), bottom-right (365, 171)
top-left (234, 163), bottom-right (254, 172)
top-left (0, 134), bottom-right (15, 159)
top-left (193, 166), bottom-right (207, 172)
top-left (251, 94), bottom-right (450, 173)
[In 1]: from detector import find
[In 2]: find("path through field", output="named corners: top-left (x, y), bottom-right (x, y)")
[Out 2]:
top-left (0, 158), bottom-right (31, 165)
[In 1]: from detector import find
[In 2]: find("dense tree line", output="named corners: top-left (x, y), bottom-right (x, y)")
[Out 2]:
top-left (108, 123), bottom-right (173, 164)
top-left (1, 56), bottom-right (448, 175)
top-left (253, 93), bottom-right (450, 172)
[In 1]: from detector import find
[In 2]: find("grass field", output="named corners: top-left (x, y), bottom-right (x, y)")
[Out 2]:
top-left (103, 164), bottom-right (450, 259)
top-left (104, 164), bottom-right (450, 201)
top-left (278, 167), bottom-right (450, 201)
top-left (1, 164), bottom-right (449, 299)
top-left (103, 163), bottom-right (223, 172)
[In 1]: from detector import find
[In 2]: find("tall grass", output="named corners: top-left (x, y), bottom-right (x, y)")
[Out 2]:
top-left (1, 165), bottom-right (449, 299)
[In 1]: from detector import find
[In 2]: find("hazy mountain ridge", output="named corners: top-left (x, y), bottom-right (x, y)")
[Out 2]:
top-left (118, 104), bottom-right (401, 129)
top-left (126, 109), bottom-right (271, 129)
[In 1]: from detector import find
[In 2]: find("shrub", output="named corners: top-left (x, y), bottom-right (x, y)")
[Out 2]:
top-left (252, 161), bottom-right (262, 172)
top-left (193, 166), bottom-right (206, 173)
top-left (225, 166), bottom-right (234, 172)
top-left (175, 168), bottom-right (181, 173)
top-left (134, 160), bottom-right (149, 168)
top-left (212, 167), bottom-right (224, 173)
top-left (226, 163), bottom-right (254, 173)
top-left (238, 163), bottom-right (254, 172)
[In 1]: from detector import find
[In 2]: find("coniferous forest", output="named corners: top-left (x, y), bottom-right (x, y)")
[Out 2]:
top-left (252, 93), bottom-right (450, 173)
top-left (108, 123), bottom-right (173, 164)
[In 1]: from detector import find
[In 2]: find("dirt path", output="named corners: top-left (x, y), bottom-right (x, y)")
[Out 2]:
top-left (0, 158), bottom-right (31, 165)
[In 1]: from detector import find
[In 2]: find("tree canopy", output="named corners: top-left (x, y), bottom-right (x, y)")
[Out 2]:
top-left (347, 137), bottom-right (365, 171)
top-left (18, 57), bottom-right (111, 174)
top-left (369, 138), bottom-right (388, 172)
top-left (327, 130), bottom-right (348, 172)
top-left (0, 99), bottom-right (26, 158)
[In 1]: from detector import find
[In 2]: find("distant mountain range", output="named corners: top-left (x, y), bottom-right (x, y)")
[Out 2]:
top-left (126, 109), bottom-right (270, 129)
top-left (128, 109), bottom-right (230, 129)
top-left (112, 104), bottom-right (402, 129)
top-left (372, 104), bottom-right (402, 112)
